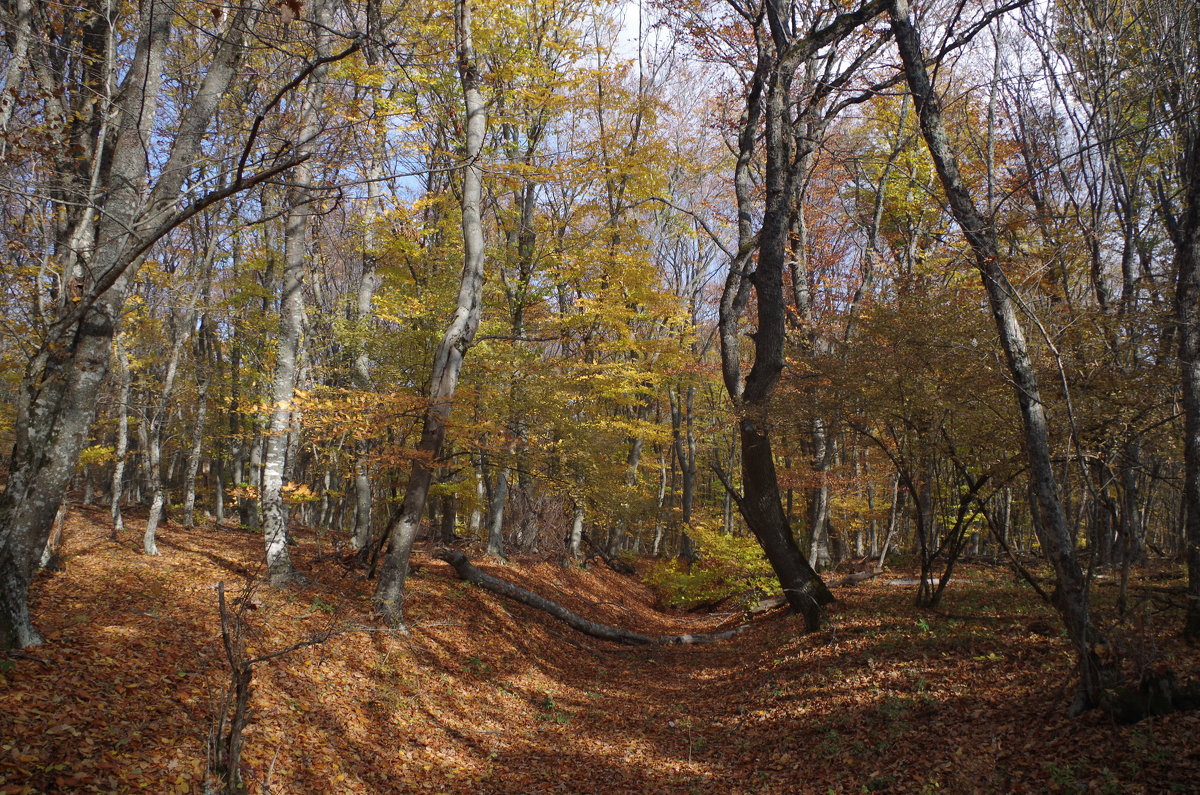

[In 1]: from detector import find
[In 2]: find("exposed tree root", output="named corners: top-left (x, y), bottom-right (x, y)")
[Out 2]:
top-left (434, 549), bottom-right (747, 646)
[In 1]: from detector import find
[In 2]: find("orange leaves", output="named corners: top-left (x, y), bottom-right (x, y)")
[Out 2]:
top-left (5, 508), bottom-right (1200, 793)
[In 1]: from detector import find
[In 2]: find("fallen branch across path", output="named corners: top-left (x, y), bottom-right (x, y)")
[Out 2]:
top-left (434, 549), bottom-right (748, 646)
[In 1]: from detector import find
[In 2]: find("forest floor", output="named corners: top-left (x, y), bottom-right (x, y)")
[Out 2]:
top-left (2, 507), bottom-right (1199, 793)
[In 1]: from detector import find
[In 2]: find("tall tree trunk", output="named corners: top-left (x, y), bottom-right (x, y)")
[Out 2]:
top-left (714, 2), bottom-right (879, 629)
top-left (261, 1), bottom-right (331, 585)
top-left (351, 151), bottom-right (383, 552)
top-left (110, 339), bottom-right (132, 539)
top-left (0, 0), bottom-right (173, 648)
top-left (0, 1), bottom-right (262, 649)
top-left (144, 304), bottom-right (194, 555)
top-left (888, 0), bottom-right (1106, 708)
top-left (1172, 124), bottom-right (1200, 636)
top-left (374, 0), bottom-right (488, 626)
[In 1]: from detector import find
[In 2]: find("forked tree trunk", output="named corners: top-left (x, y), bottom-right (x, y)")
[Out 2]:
top-left (715, 2), bottom-right (878, 630)
top-left (374, 0), bottom-right (488, 626)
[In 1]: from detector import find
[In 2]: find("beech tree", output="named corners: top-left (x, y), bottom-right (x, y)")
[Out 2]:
top-left (887, 0), bottom-right (1109, 709)
top-left (0, 1), bottom-right (294, 649)
top-left (375, 0), bottom-right (488, 626)
top-left (707, 0), bottom-right (889, 629)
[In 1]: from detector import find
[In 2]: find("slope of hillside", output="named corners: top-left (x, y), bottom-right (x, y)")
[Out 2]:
top-left (2, 508), bottom-right (1198, 793)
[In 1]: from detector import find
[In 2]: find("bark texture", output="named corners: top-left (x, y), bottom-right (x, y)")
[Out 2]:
top-left (715, 2), bottom-right (882, 630)
top-left (0, 2), bottom-right (265, 648)
top-left (888, 0), bottom-right (1106, 708)
top-left (374, 0), bottom-right (487, 626)
top-left (261, 0), bottom-right (332, 585)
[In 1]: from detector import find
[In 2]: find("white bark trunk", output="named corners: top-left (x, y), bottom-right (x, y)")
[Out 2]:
top-left (889, 0), bottom-right (1105, 707)
top-left (261, 0), bottom-right (332, 585)
top-left (375, 0), bottom-right (488, 625)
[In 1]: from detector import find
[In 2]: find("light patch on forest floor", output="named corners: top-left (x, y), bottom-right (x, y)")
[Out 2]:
top-left (1, 506), bottom-right (1199, 793)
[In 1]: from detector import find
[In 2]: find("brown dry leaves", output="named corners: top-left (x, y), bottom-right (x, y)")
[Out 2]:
top-left (1, 507), bottom-right (1199, 793)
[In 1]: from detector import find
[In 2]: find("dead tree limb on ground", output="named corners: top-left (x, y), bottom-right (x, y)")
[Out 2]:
top-left (209, 580), bottom-right (339, 794)
top-left (434, 549), bottom-right (747, 646)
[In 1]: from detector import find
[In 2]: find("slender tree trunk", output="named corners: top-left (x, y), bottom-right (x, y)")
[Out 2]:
top-left (144, 306), bottom-right (193, 555)
top-left (182, 373), bottom-right (209, 528)
top-left (350, 156), bottom-right (383, 552)
top-left (110, 339), bottom-right (132, 539)
top-left (375, 0), bottom-right (488, 626)
top-left (568, 498), bottom-right (585, 561)
top-left (1173, 128), bottom-right (1200, 636)
top-left (889, 0), bottom-right (1105, 708)
top-left (468, 462), bottom-right (485, 536)
top-left (487, 467), bottom-right (509, 559)
top-left (261, 1), bottom-right (331, 585)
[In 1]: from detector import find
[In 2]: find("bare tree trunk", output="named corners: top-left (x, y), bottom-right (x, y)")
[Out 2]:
top-left (350, 153), bottom-right (383, 552)
top-left (182, 371), bottom-right (209, 528)
top-left (374, 0), bottom-right (488, 626)
top-left (110, 339), bottom-right (132, 539)
top-left (568, 498), bottom-right (585, 561)
top-left (1173, 127), bottom-right (1200, 636)
top-left (144, 304), bottom-right (195, 555)
top-left (468, 463), bottom-right (485, 536)
top-left (487, 467), bottom-right (509, 559)
top-left (0, 0), bottom-right (32, 148)
top-left (438, 549), bottom-right (746, 645)
top-left (888, 0), bottom-right (1105, 709)
top-left (261, 1), bottom-right (331, 585)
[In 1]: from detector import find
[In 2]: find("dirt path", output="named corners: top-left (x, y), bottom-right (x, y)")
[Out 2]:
top-left (2, 510), bottom-right (1199, 793)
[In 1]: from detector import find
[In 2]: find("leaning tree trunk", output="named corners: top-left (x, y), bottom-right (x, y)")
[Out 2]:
top-left (0, 1), bottom-right (172, 649)
top-left (714, 3), bottom-right (879, 630)
top-left (888, 0), bottom-right (1106, 709)
top-left (374, 0), bottom-right (488, 627)
top-left (0, 1), bottom-right (264, 650)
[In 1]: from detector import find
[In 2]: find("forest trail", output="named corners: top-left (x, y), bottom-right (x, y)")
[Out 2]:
top-left (2, 509), bottom-right (1199, 793)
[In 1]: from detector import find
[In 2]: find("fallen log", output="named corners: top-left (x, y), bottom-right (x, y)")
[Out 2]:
top-left (835, 568), bottom-right (882, 587)
top-left (434, 549), bottom-right (747, 646)
top-left (580, 532), bottom-right (636, 575)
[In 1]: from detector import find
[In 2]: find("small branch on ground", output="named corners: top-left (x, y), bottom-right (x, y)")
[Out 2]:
top-left (208, 579), bottom-right (341, 794)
